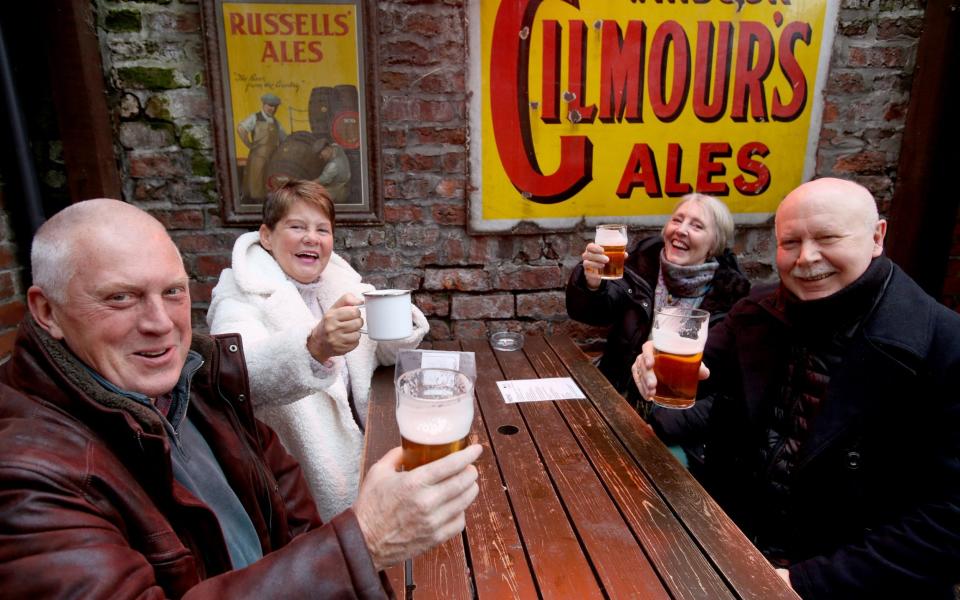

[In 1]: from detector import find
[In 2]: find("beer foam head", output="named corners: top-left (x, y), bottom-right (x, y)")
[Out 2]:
top-left (595, 227), bottom-right (627, 246)
top-left (397, 397), bottom-right (473, 445)
top-left (652, 327), bottom-right (707, 355)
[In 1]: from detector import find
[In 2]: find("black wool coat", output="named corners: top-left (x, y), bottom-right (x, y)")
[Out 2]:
top-left (565, 235), bottom-right (750, 401)
top-left (655, 263), bottom-right (960, 599)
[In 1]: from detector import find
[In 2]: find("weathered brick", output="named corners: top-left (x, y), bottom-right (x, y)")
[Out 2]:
top-left (416, 99), bottom-right (458, 123)
top-left (832, 151), bottom-right (887, 175)
top-left (0, 245), bottom-right (19, 270)
top-left (399, 153), bottom-right (439, 172)
top-left (414, 292), bottom-right (450, 317)
top-left (435, 178), bottom-right (463, 199)
top-left (145, 9), bottom-right (201, 34)
top-left (381, 71), bottom-right (416, 91)
top-left (397, 226), bottom-right (441, 248)
top-left (172, 231), bottom-right (240, 253)
top-left (432, 203), bottom-right (465, 225)
top-left (494, 265), bottom-right (563, 290)
top-left (189, 280), bottom-right (214, 304)
top-left (129, 152), bottom-right (188, 178)
top-left (360, 251), bottom-right (401, 271)
top-left (194, 253), bottom-right (230, 278)
top-left (388, 272), bottom-right (422, 290)
top-left (516, 291), bottom-right (567, 320)
top-left (877, 15), bottom-right (924, 40)
top-left (119, 121), bottom-right (176, 149)
top-left (0, 271), bottom-right (16, 299)
top-left (384, 203), bottom-right (424, 222)
top-left (149, 209), bottom-right (205, 230)
top-left (451, 320), bottom-right (488, 339)
top-left (427, 318), bottom-right (452, 340)
top-left (381, 41), bottom-right (432, 66)
top-left (0, 300), bottom-right (26, 328)
top-left (414, 127), bottom-right (467, 145)
top-left (450, 293), bottom-right (513, 319)
top-left (399, 178), bottom-right (434, 200)
top-left (440, 236), bottom-right (488, 265)
top-left (424, 268), bottom-right (490, 291)
top-left (382, 96), bottom-right (413, 121)
top-left (847, 45), bottom-right (911, 69)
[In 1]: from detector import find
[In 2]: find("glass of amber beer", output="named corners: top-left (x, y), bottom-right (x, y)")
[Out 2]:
top-left (651, 307), bottom-right (709, 409)
top-left (595, 224), bottom-right (628, 280)
top-left (396, 368), bottom-right (474, 470)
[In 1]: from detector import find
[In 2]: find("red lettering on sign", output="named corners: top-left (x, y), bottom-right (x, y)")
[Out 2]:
top-left (731, 22), bottom-right (775, 122)
top-left (618, 144), bottom-right (662, 197)
top-left (567, 21), bottom-right (596, 123)
top-left (772, 21), bottom-right (811, 121)
top-left (229, 13), bottom-right (246, 35)
top-left (599, 20), bottom-right (645, 122)
top-left (692, 21), bottom-right (733, 122)
top-left (664, 144), bottom-right (694, 196)
top-left (490, 0), bottom-right (592, 202)
top-left (541, 20), bottom-right (562, 123)
top-left (697, 142), bottom-right (732, 194)
top-left (735, 141), bottom-right (771, 194)
top-left (649, 21), bottom-right (690, 122)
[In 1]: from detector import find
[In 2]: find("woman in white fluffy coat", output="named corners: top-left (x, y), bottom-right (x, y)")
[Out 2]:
top-left (207, 181), bottom-right (428, 520)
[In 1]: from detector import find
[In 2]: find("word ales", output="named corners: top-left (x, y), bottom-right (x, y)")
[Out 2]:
top-left (227, 10), bottom-right (352, 63)
top-left (490, 2), bottom-right (814, 202)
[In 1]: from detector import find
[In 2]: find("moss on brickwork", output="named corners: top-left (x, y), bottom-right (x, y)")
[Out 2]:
top-left (145, 96), bottom-right (172, 120)
top-left (191, 152), bottom-right (214, 177)
top-left (105, 9), bottom-right (141, 33)
top-left (120, 0), bottom-right (172, 4)
top-left (180, 126), bottom-right (202, 150)
top-left (148, 122), bottom-right (176, 136)
top-left (118, 67), bottom-right (181, 91)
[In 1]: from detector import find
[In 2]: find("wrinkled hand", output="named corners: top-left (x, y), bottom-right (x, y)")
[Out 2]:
top-left (306, 293), bottom-right (363, 363)
top-left (581, 242), bottom-right (611, 290)
top-left (632, 340), bottom-right (710, 400)
top-left (354, 445), bottom-right (482, 571)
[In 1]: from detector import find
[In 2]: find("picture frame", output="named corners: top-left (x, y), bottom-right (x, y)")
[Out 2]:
top-left (201, 0), bottom-right (382, 225)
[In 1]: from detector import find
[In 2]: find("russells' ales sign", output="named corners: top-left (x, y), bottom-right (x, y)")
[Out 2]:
top-left (469, 0), bottom-right (836, 230)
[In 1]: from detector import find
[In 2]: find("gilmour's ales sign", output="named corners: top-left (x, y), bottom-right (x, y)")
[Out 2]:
top-left (467, 0), bottom-right (837, 231)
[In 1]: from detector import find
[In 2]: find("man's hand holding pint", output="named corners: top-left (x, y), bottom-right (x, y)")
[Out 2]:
top-left (354, 444), bottom-right (482, 570)
top-left (632, 340), bottom-right (710, 400)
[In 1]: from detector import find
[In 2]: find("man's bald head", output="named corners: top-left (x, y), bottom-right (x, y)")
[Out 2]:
top-left (776, 177), bottom-right (879, 232)
top-left (774, 178), bottom-right (886, 300)
top-left (31, 199), bottom-right (179, 303)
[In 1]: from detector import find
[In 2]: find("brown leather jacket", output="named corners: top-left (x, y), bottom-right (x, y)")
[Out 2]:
top-left (0, 318), bottom-right (390, 599)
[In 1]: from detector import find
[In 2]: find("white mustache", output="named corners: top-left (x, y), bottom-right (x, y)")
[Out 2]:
top-left (790, 265), bottom-right (834, 279)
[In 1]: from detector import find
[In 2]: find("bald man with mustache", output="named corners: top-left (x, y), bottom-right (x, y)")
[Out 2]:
top-left (634, 178), bottom-right (960, 598)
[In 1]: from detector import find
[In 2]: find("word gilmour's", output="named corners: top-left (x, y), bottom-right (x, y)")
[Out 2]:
top-left (490, 1), bottom-right (813, 203)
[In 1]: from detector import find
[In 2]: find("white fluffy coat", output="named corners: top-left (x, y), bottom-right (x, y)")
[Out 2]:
top-left (207, 231), bottom-right (428, 520)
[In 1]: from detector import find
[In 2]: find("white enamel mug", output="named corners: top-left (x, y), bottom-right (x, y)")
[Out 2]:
top-left (360, 289), bottom-right (413, 341)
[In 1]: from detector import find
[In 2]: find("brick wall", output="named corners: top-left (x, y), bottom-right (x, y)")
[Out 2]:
top-left (51, 0), bottom-right (928, 355)
top-left (0, 193), bottom-right (27, 357)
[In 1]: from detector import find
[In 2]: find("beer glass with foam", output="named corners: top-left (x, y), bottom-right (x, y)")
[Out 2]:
top-left (396, 368), bottom-right (474, 470)
top-left (595, 224), bottom-right (628, 280)
top-left (651, 307), bottom-right (709, 409)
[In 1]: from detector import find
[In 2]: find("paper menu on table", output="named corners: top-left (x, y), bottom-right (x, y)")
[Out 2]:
top-left (496, 377), bottom-right (586, 404)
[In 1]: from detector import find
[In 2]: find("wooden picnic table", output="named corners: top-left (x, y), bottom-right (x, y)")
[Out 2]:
top-left (361, 334), bottom-right (800, 599)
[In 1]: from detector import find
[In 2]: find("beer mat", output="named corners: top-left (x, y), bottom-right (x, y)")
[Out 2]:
top-left (419, 350), bottom-right (460, 370)
top-left (496, 378), bottom-right (586, 404)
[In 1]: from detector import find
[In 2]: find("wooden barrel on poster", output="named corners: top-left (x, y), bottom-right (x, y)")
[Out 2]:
top-left (308, 87), bottom-right (334, 136)
top-left (263, 131), bottom-right (325, 192)
top-left (309, 85), bottom-right (360, 148)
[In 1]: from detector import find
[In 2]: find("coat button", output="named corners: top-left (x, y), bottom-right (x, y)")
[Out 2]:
top-left (237, 394), bottom-right (246, 403)
top-left (228, 344), bottom-right (239, 353)
top-left (845, 450), bottom-right (861, 470)
top-left (641, 300), bottom-right (649, 308)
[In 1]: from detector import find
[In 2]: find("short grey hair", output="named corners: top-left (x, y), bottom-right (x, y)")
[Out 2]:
top-left (31, 199), bottom-right (177, 304)
top-left (661, 193), bottom-right (735, 258)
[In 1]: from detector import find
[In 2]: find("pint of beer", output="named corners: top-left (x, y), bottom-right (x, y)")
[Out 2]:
top-left (651, 307), bottom-right (709, 409)
top-left (595, 224), bottom-right (628, 280)
top-left (396, 368), bottom-right (474, 470)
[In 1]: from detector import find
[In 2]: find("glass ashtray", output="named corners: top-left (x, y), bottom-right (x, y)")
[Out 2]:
top-left (490, 331), bottom-right (524, 352)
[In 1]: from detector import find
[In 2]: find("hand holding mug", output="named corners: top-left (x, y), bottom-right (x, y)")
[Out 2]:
top-left (306, 293), bottom-right (363, 363)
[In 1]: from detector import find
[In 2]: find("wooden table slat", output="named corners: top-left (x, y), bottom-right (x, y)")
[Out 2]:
top-left (492, 341), bottom-right (671, 600)
top-left (463, 339), bottom-right (605, 600)
top-left (522, 336), bottom-right (736, 600)
top-left (546, 335), bottom-right (800, 600)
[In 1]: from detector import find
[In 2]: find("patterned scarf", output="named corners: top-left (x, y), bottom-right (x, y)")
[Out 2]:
top-left (653, 249), bottom-right (719, 313)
